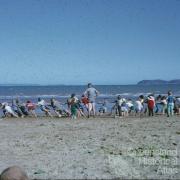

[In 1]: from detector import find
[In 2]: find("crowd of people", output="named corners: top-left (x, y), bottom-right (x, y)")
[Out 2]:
top-left (0, 83), bottom-right (99, 119)
top-left (0, 83), bottom-right (180, 119)
top-left (111, 90), bottom-right (180, 117)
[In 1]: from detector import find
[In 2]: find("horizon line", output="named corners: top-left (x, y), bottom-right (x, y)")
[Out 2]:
top-left (0, 79), bottom-right (179, 86)
top-left (0, 83), bottom-right (137, 86)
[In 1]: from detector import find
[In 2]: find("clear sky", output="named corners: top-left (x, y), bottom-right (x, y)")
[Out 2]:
top-left (0, 0), bottom-right (180, 85)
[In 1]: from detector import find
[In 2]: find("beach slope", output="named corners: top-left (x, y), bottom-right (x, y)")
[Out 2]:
top-left (0, 116), bottom-right (179, 179)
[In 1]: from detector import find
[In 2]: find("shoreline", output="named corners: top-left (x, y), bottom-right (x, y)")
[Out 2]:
top-left (1, 113), bottom-right (179, 119)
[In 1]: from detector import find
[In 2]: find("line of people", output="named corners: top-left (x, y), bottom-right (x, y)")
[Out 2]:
top-left (0, 83), bottom-right (100, 119)
top-left (111, 91), bottom-right (180, 117)
top-left (0, 86), bottom-right (180, 119)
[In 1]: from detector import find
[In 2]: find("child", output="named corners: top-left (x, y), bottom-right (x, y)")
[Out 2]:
top-left (12, 99), bottom-right (24, 117)
top-left (76, 100), bottom-right (86, 118)
top-left (69, 94), bottom-right (78, 119)
top-left (81, 95), bottom-right (90, 111)
top-left (126, 99), bottom-right (135, 115)
top-left (175, 96), bottom-right (180, 115)
top-left (167, 91), bottom-right (174, 117)
top-left (116, 95), bottom-right (124, 116)
top-left (121, 101), bottom-right (128, 116)
top-left (155, 95), bottom-right (162, 114)
top-left (26, 101), bottom-right (37, 117)
top-left (0, 102), bottom-right (18, 118)
top-left (111, 96), bottom-right (125, 117)
top-left (161, 96), bottom-right (167, 115)
top-left (37, 98), bottom-right (52, 117)
top-left (147, 95), bottom-right (155, 116)
top-left (135, 95), bottom-right (144, 116)
top-left (15, 99), bottom-right (28, 116)
top-left (98, 99), bottom-right (108, 115)
top-left (50, 98), bottom-right (62, 117)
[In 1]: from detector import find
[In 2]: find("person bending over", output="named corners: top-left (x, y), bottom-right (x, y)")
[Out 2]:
top-left (37, 98), bottom-right (52, 117)
top-left (0, 102), bottom-right (18, 118)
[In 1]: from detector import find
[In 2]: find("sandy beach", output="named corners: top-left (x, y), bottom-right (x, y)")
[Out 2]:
top-left (0, 116), bottom-right (179, 179)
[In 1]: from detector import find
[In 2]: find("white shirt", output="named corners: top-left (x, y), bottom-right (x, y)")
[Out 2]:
top-left (38, 100), bottom-right (46, 106)
top-left (136, 100), bottom-right (143, 110)
top-left (161, 99), bottom-right (167, 105)
top-left (126, 102), bottom-right (134, 108)
top-left (117, 98), bottom-right (126, 106)
top-left (5, 105), bottom-right (14, 114)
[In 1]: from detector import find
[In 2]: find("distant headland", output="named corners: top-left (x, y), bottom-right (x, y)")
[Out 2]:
top-left (137, 79), bottom-right (180, 85)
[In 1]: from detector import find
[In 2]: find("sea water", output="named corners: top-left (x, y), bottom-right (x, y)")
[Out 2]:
top-left (0, 84), bottom-right (179, 115)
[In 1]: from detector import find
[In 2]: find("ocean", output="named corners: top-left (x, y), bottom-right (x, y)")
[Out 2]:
top-left (0, 84), bottom-right (180, 116)
top-left (0, 84), bottom-right (180, 102)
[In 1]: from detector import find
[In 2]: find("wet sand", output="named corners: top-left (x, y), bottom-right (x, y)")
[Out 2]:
top-left (0, 116), bottom-right (179, 179)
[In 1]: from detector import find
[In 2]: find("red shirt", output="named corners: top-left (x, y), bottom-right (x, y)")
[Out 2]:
top-left (148, 99), bottom-right (155, 109)
top-left (81, 97), bottom-right (89, 105)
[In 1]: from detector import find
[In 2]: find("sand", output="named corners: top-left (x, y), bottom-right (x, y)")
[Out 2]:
top-left (0, 116), bottom-right (179, 179)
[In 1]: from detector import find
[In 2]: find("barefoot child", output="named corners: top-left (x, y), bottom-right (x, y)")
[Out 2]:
top-left (26, 101), bottom-right (37, 117)
top-left (167, 91), bottom-right (174, 117)
top-left (50, 98), bottom-right (63, 117)
top-left (37, 98), bottom-right (52, 117)
top-left (0, 102), bottom-right (18, 118)
top-left (69, 94), bottom-right (78, 119)
top-left (147, 95), bottom-right (155, 116)
top-left (98, 99), bottom-right (108, 116)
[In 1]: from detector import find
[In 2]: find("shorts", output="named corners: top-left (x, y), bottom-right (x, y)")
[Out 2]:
top-left (71, 105), bottom-right (77, 115)
top-left (136, 107), bottom-right (143, 113)
top-left (87, 103), bottom-right (93, 111)
top-left (130, 106), bottom-right (134, 111)
top-left (100, 107), bottom-right (107, 113)
top-left (121, 106), bottom-right (128, 112)
top-left (27, 105), bottom-right (36, 111)
top-left (40, 105), bottom-right (49, 112)
top-left (89, 98), bottom-right (95, 103)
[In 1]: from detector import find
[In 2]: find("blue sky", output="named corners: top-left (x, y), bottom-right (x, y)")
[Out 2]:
top-left (0, 0), bottom-right (180, 85)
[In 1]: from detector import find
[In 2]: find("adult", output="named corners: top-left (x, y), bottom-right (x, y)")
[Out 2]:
top-left (84, 83), bottom-right (99, 118)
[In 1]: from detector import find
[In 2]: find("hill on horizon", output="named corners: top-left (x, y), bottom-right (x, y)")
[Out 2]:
top-left (137, 79), bottom-right (180, 85)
